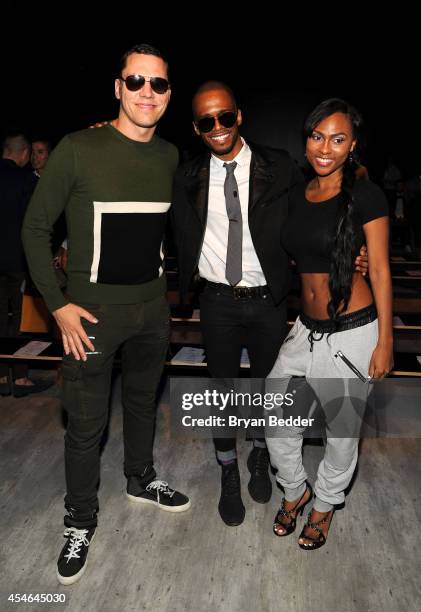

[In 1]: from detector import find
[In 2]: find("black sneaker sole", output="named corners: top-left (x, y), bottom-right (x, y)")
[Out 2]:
top-left (56, 530), bottom-right (96, 586)
top-left (126, 493), bottom-right (191, 512)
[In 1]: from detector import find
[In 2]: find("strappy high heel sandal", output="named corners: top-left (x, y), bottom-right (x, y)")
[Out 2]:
top-left (298, 508), bottom-right (335, 550)
top-left (273, 483), bottom-right (313, 537)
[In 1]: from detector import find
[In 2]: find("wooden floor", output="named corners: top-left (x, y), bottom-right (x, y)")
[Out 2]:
top-left (0, 375), bottom-right (420, 612)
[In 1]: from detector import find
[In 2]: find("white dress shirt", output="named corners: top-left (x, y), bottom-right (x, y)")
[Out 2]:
top-left (198, 139), bottom-right (267, 287)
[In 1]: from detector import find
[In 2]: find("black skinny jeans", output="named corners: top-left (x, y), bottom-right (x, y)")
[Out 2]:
top-left (62, 295), bottom-right (169, 526)
top-left (199, 284), bottom-right (288, 452)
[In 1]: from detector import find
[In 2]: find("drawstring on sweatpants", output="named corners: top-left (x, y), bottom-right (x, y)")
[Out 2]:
top-left (300, 304), bottom-right (378, 352)
top-left (307, 328), bottom-right (326, 352)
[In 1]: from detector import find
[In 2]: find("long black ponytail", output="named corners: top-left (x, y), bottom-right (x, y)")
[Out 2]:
top-left (303, 98), bottom-right (364, 322)
top-left (327, 156), bottom-right (358, 320)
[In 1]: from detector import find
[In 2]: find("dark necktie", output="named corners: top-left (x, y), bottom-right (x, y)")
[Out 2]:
top-left (223, 161), bottom-right (242, 286)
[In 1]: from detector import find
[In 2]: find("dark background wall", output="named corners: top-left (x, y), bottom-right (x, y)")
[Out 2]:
top-left (1, 18), bottom-right (418, 181)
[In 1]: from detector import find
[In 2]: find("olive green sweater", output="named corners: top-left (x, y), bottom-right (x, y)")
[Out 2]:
top-left (22, 125), bottom-right (178, 312)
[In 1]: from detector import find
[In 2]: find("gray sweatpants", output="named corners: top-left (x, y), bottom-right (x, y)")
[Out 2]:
top-left (266, 315), bottom-right (378, 511)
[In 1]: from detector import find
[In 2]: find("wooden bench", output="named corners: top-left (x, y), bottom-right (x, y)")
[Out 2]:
top-left (2, 322), bottom-right (421, 377)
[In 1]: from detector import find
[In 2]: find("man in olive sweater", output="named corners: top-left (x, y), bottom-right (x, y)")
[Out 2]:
top-left (22, 44), bottom-right (190, 586)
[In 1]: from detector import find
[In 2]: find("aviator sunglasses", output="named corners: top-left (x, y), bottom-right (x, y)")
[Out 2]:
top-left (196, 111), bottom-right (238, 133)
top-left (119, 74), bottom-right (170, 94)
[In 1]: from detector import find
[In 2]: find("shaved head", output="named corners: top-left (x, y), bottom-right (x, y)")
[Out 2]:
top-left (2, 134), bottom-right (30, 156)
top-left (1, 132), bottom-right (31, 167)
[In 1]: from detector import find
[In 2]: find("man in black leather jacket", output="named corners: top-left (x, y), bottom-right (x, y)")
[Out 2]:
top-left (172, 81), bottom-right (302, 526)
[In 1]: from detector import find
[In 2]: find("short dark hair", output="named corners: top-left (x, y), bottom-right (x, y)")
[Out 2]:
top-left (192, 81), bottom-right (237, 119)
top-left (31, 138), bottom-right (51, 152)
top-left (118, 43), bottom-right (168, 77)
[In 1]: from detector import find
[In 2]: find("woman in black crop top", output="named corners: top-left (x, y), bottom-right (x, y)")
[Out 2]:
top-left (266, 99), bottom-right (393, 550)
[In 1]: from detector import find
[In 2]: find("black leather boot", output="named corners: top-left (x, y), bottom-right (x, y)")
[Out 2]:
top-left (247, 447), bottom-right (272, 503)
top-left (218, 460), bottom-right (245, 526)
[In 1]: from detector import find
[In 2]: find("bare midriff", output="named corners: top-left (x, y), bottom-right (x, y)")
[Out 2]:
top-left (300, 272), bottom-right (373, 320)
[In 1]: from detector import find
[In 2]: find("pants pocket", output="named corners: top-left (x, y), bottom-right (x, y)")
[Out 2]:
top-left (62, 358), bottom-right (109, 420)
top-left (331, 320), bottom-right (378, 378)
top-left (62, 359), bottom-right (84, 418)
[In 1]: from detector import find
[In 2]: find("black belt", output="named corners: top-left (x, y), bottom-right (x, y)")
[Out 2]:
top-left (299, 304), bottom-right (377, 352)
top-left (205, 281), bottom-right (270, 300)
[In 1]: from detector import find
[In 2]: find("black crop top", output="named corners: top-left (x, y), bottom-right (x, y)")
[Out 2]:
top-left (281, 180), bottom-right (388, 273)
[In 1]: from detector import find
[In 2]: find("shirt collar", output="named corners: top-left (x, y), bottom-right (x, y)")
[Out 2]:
top-left (210, 137), bottom-right (250, 170)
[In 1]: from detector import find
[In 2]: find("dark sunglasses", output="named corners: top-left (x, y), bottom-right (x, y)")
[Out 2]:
top-left (119, 74), bottom-right (170, 94)
top-left (196, 111), bottom-right (238, 133)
